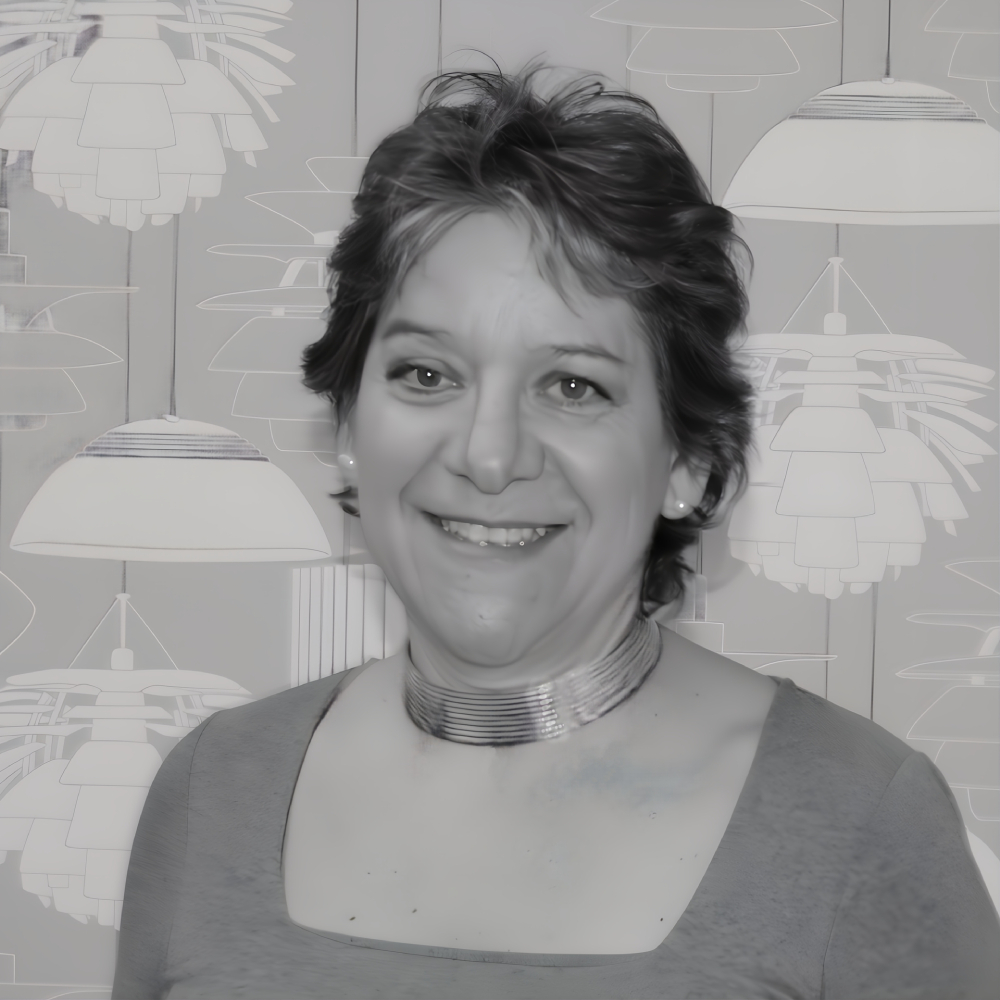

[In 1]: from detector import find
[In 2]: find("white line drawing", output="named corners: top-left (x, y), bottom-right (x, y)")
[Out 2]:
top-left (1, 208), bottom-right (125, 431)
top-left (0, 949), bottom-right (110, 1000)
top-left (591, 0), bottom-right (836, 93)
top-left (289, 564), bottom-right (408, 687)
top-left (926, 0), bottom-right (1000, 113)
top-left (722, 78), bottom-right (1000, 224)
top-left (0, 572), bottom-right (34, 660)
top-left (727, 257), bottom-right (997, 599)
top-left (0, 0), bottom-right (295, 230)
top-left (0, 593), bottom-right (252, 929)
top-left (202, 156), bottom-right (366, 466)
top-left (900, 560), bottom-right (999, 830)
top-left (9, 415), bottom-right (331, 561)
top-left (661, 573), bottom-right (835, 697)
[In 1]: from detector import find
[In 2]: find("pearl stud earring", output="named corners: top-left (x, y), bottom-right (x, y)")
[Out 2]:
top-left (330, 453), bottom-right (360, 516)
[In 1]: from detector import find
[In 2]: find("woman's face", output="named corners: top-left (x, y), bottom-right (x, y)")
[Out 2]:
top-left (352, 213), bottom-right (678, 678)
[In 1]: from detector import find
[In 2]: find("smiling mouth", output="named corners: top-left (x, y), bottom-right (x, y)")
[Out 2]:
top-left (428, 515), bottom-right (560, 548)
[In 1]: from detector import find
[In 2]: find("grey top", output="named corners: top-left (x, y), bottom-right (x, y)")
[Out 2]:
top-left (113, 674), bottom-right (1000, 1000)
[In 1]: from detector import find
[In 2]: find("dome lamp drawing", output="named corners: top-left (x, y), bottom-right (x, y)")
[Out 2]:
top-left (591, 0), bottom-right (836, 93)
top-left (0, 0), bottom-right (295, 230)
top-left (10, 416), bottom-right (332, 561)
top-left (721, 80), bottom-right (999, 224)
top-left (728, 257), bottom-right (997, 600)
top-left (202, 157), bottom-right (366, 465)
top-left (718, 0), bottom-right (1000, 223)
top-left (0, 593), bottom-right (252, 928)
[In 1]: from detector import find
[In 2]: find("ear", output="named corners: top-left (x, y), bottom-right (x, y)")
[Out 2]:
top-left (660, 456), bottom-right (711, 520)
top-left (328, 417), bottom-right (358, 496)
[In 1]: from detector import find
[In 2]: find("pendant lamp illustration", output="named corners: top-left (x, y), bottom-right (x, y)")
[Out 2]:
top-left (9, 416), bottom-right (331, 561)
top-left (0, 208), bottom-right (124, 430)
top-left (721, 78), bottom-right (1000, 223)
top-left (591, 0), bottom-right (836, 92)
top-left (203, 157), bottom-right (366, 465)
top-left (727, 258), bottom-right (997, 599)
top-left (0, 0), bottom-right (295, 230)
top-left (900, 561), bottom-right (999, 831)
top-left (926, 0), bottom-right (1000, 113)
top-left (0, 593), bottom-right (251, 928)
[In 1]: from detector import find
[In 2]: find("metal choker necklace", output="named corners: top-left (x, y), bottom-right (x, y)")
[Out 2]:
top-left (404, 617), bottom-right (662, 746)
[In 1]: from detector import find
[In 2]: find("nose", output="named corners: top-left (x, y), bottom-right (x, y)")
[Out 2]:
top-left (444, 382), bottom-right (544, 494)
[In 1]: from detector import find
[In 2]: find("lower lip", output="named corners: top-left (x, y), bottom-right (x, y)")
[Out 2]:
top-left (424, 514), bottom-right (564, 551)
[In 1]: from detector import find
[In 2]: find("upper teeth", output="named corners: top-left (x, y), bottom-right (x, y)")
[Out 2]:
top-left (438, 519), bottom-right (550, 547)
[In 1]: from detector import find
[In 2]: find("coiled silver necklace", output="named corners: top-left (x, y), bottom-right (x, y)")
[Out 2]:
top-left (404, 617), bottom-right (662, 746)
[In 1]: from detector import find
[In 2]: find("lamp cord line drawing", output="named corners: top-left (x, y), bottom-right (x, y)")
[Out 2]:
top-left (0, 0), bottom-right (296, 230)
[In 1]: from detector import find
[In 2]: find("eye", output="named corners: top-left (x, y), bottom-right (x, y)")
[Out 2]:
top-left (542, 375), bottom-right (607, 407)
top-left (559, 377), bottom-right (588, 400)
top-left (389, 364), bottom-right (458, 394)
top-left (414, 367), bottom-right (442, 388)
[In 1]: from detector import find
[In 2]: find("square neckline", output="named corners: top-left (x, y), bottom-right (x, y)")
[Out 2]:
top-left (274, 663), bottom-right (788, 967)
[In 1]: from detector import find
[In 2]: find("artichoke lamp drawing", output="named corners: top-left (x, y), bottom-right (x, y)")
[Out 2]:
top-left (728, 258), bottom-right (997, 599)
top-left (0, 593), bottom-right (251, 928)
top-left (0, 0), bottom-right (295, 230)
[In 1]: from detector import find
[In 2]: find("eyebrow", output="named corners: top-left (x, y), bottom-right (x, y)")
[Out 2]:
top-left (380, 319), bottom-right (451, 341)
top-left (380, 320), bottom-right (626, 365)
top-left (551, 344), bottom-right (625, 364)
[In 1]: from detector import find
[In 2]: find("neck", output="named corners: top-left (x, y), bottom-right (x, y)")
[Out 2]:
top-left (407, 588), bottom-right (643, 693)
top-left (404, 616), bottom-right (662, 746)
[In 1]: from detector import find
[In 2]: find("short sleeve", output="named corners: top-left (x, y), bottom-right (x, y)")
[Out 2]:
top-left (823, 752), bottom-right (1000, 1000)
top-left (112, 723), bottom-right (204, 1000)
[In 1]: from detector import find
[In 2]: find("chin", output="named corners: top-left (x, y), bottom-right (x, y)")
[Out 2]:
top-left (422, 590), bottom-right (550, 668)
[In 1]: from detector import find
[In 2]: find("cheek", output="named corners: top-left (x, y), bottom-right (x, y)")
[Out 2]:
top-left (353, 381), bottom-right (431, 496)
top-left (555, 420), bottom-right (672, 546)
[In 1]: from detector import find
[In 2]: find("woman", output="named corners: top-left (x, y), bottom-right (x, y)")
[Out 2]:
top-left (113, 70), bottom-right (999, 999)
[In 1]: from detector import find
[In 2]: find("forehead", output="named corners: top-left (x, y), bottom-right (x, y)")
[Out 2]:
top-left (378, 213), bottom-right (643, 358)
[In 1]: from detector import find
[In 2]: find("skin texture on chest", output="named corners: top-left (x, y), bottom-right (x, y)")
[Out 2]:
top-left (283, 637), bottom-right (776, 955)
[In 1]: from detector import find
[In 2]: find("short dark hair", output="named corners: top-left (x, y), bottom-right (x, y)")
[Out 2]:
top-left (303, 67), bottom-right (753, 609)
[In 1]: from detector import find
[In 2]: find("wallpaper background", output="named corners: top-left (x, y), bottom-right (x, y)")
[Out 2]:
top-left (0, 1), bottom-right (996, 994)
